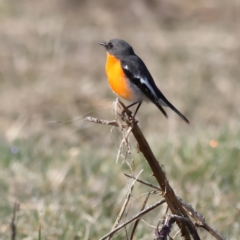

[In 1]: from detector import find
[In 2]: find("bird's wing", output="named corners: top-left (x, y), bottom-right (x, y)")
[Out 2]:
top-left (121, 56), bottom-right (189, 124)
top-left (121, 57), bottom-right (168, 119)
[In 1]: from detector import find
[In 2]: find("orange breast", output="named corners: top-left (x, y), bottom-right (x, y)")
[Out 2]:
top-left (105, 53), bottom-right (135, 101)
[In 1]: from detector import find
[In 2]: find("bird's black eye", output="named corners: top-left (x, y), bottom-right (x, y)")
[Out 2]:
top-left (108, 42), bottom-right (113, 49)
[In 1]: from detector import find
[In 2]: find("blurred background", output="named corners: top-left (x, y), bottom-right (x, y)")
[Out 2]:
top-left (0, 0), bottom-right (240, 239)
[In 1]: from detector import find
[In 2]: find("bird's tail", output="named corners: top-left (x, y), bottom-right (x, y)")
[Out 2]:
top-left (154, 102), bottom-right (168, 119)
top-left (168, 102), bottom-right (189, 124)
top-left (156, 98), bottom-right (190, 124)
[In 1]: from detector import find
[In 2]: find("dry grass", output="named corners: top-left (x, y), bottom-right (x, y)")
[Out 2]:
top-left (0, 0), bottom-right (240, 239)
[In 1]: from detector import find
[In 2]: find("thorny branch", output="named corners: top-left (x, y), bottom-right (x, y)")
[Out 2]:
top-left (124, 174), bottom-right (226, 240)
top-left (85, 99), bottom-right (225, 240)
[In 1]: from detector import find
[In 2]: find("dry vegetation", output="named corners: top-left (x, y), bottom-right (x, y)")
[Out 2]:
top-left (0, 0), bottom-right (240, 239)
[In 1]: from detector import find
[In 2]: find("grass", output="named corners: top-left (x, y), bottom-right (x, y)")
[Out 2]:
top-left (1, 125), bottom-right (239, 239)
top-left (0, 0), bottom-right (240, 239)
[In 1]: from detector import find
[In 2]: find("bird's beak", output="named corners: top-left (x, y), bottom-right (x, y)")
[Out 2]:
top-left (99, 42), bottom-right (107, 48)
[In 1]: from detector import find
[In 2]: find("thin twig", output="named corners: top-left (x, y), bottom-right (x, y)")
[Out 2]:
top-left (124, 173), bottom-right (162, 192)
top-left (130, 192), bottom-right (151, 240)
top-left (107, 170), bottom-right (143, 240)
top-left (84, 116), bottom-right (127, 128)
top-left (38, 223), bottom-right (41, 240)
top-left (116, 125), bottom-right (133, 163)
top-left (100, 200), bottom-right (166, 240)
top-left (10, 202), bottom-right (19, 240)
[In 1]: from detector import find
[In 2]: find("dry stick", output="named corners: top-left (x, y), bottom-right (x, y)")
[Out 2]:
top-left (179, 199), bottom-right (226, 240)
top-left (117, 100), bottom-right (200, 240)
top-left (124, 173), bottom-right (162, 192)
top-left (195, 224), bottom-right (226, 240)
top-left (125, 170), bottom-right (226, 240)
top-left (107, 170), bottom-right (143, 240)
top-left (125, 227), bottom-right (129, 240)
top-left (116, 125), bottom-right (133, 163)
top-left (99, 200), bottom-right (166, 240)
top-left (130, 192), bottom-right (151, 240)
top-left (84, 117), bottom-right (126, 128)
top-left (10, 202), bottom-right (19, 240)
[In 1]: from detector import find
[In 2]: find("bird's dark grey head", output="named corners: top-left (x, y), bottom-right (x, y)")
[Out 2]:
top-left (99, 38), bottom-right (134, 57)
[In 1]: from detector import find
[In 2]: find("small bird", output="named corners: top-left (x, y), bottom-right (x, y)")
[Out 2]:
top-left (99, 38), bottom-right (189, 124)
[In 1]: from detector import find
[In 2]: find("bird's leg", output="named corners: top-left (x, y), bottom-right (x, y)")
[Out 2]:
top-left (118, 101), bottom-right (141, 124)
top-left (121, 101), bottom-right (138, 117)
top-left (133, 102), bottom-right (142, 117)
top-left (127, 102), bottom-right (139, 109)
top-left (119, 101), bottom-right (141, 124)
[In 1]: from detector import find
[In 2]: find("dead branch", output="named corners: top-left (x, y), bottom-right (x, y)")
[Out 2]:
top-left (179, 199), bottom-right (227, 240)
top-left (117, 100), bottom-right (199, 240)
top-left (10, 202), bottom-right (19, 240)
top-left (87, 99), bottom-right (225, 240)
top-left (125, 166), bottom-right (226, 240)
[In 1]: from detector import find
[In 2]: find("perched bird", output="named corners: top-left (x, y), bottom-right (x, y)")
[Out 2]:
top-left (99, 38), bottom-right (189, 124)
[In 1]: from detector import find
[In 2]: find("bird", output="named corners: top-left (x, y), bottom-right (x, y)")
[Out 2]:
top-left (99, 38), bottom-right (189, 124)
